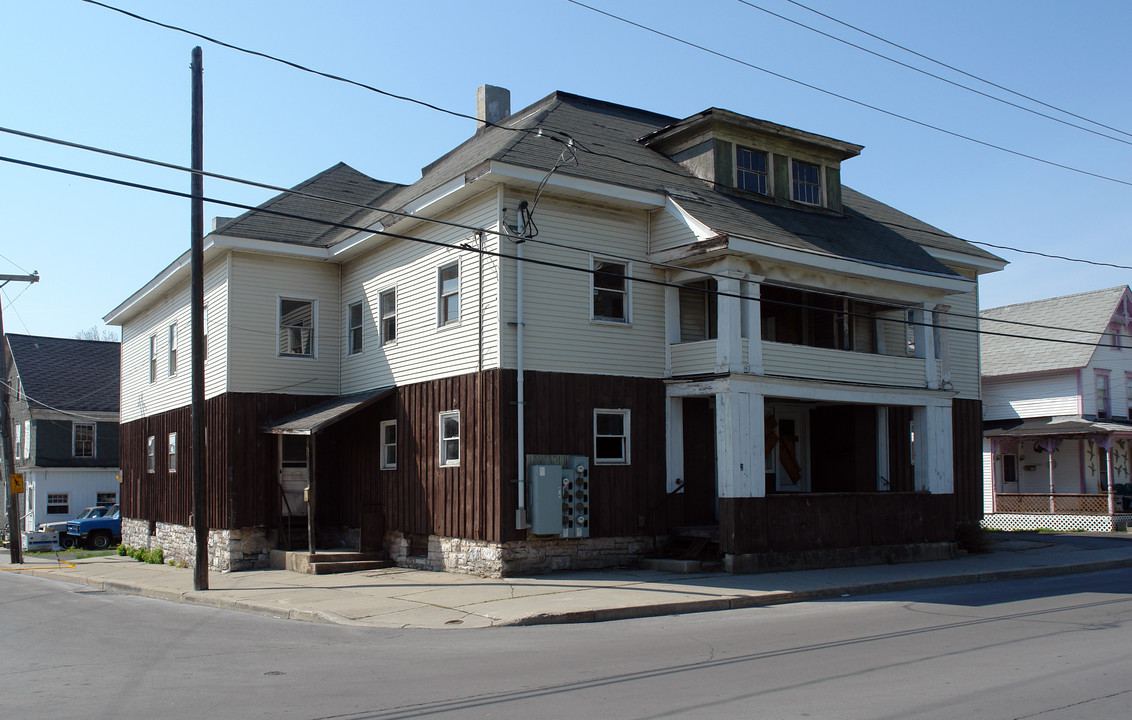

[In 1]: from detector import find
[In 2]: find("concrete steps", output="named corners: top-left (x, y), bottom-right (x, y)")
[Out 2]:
top-left (270, 550), bottom-right (393, 575)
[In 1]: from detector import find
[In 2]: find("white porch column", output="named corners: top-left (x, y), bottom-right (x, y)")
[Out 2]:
top-left (742, 276), bottom-right (764, 375)
top-left (716, 386), bottom-right (764, 498)
top-left (716, 273), bottom-right (742, 374)
top-left (666, 397), bottom-right (684, 493)
top-left (913, 305), bottom-right (939, 390)
top-left (934, 304), bottom-right (952, 390)
top-left (1107, 441), bottom-right (1116, 515)
top-left (912, 404), bottom-right (953, 493)
top-left (664, 274), bottom-right (679, 378)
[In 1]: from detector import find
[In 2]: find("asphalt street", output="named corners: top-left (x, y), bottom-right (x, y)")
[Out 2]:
top-left (4, 566), bottom-right (1131, 719)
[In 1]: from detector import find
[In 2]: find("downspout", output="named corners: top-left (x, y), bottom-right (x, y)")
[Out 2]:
top-left (515, 201), bottom-right (528, 530)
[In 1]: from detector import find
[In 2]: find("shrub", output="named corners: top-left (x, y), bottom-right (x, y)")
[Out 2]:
top-left (118, 545), bottom-right (128, 556)
top-left (147, 547), bottom-right (164, 564)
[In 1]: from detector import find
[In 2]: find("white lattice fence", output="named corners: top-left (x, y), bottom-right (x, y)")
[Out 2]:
top-left (982, 513), bottom-right (1132, 533)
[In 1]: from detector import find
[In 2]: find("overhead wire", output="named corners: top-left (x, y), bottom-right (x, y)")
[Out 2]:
top-left (733, 0), bottom-right (1132, 147)
top-left (0, 378), bottom-right (111, 422)
top-left (1, 150), bottom-right (1118, 352)
top-left (781, 0), bottom-right (1132, 141)
top-left (564, 0), bottom-right (1132, 188)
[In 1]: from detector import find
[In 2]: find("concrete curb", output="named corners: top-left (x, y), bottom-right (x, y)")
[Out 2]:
top-left (9, 553), bottom-right (1132, 629)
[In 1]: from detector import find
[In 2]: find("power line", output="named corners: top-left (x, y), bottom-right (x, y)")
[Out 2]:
top-left (734, 0), bottom-right (1132, 148)
top-left (781, 0), bottom-right (1132, 142)
top-left (565, 0), bottom-right (1132, 188)
top-left (0, 378), bottom-right (109, 423)
top-left (7, 150), bottom-right (1121, 353)
top-left (81, 0), bottom-right (575, 148)
top-left (6, 145), bottom-right (1125, 349)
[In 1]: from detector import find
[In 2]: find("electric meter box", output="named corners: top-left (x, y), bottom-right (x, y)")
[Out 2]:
top-left (527, 455), bottom-right (590, 538)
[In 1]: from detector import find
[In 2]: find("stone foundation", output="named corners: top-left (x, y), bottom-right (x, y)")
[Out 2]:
top-left (120, 517), bottom-right (275, 572)
top-left (385, 530), bottom-right (654, 577)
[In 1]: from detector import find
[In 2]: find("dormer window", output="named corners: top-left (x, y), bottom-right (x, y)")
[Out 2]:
top-left (736, 146), bottom-right (768, 195)
top-left (792, 160), bottom-right (822, 205)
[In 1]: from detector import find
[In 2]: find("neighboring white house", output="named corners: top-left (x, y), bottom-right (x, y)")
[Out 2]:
top-left (105, 87), bottom-right (1005, 575)
top-left (4, 334), bottom-right (121, 536)
top-left (981, 286), bottom-right (1132, 531)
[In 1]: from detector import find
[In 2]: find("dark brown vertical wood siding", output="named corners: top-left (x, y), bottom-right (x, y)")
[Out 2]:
top-left (951, 397), bottom-right (983, 525)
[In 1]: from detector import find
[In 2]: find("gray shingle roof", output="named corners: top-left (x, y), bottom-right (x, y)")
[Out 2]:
top-left (6, 334), bottom-right (120, 413)
top-left (214, 163), bottom-right (404, 247)
top-left (367, 91), bottom-right (996, 275)
top-left (980, 286), bottom-right (1131, 377)
top-left (264, 387), bottom-right (393, 435)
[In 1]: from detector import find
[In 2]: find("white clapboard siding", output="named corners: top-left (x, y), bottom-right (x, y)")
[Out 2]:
top-left (671, 340), bottom-right (717, 376)
top-left (119, 256), bottom-right (230, 423)
top-left (943, 279), bottom-right (981, 400)
top-left (498, 192), bottom-right (665, 377)
top-left (340, 190), bottom-right (502, 393)
top-left (1083, 336), bottom-right (1132, 419)
top-left (982, 372), bottom-right (1079, 420)
top-left (762, 341), bottom-right (927, 387)
top-left (649, 205), bottom-right (699, 254)
top-left (226, 253), bottom-right (341, 396)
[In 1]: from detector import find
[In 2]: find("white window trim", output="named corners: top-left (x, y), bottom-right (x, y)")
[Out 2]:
top-left (379, 286), bottom-right (397, 347)
top-left (380, 419), bottom-right (397, 470)
top-left (168, 322), bottom-right (178, 376)
top-left (594, 408), bottom-right (631, 465)
top-left (23, 420), bottom-right (30, 459)
top-left (437, 261), bottom-right (461, 329)
top-left (46, 493), bottom-right (69, 515)
top-left (590, 255), bottom-right (632, 325)
top-left (72, 421), bottom-right (96, 459)
top-left (146, 435), bottom-right (156, 473)
top-left (168, 432), bottom-right (178, 473)
top-left (439, 410), bottom-right (460, 467)
top-left (277, 295), bottom-right (318, 359)
top-left (790, 158), bottom-right (824, 207)
top-left (346, 299), bottom-right (365, 357)
top-left (149, 334), bottom-right (158, 383)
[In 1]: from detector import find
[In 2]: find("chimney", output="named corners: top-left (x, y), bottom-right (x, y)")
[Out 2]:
top-left (476, 85), bottom-right (511, 129)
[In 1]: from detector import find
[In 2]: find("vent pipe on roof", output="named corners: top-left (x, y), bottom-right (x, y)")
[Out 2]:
top-left (476, 85), bottom-right (511, 129)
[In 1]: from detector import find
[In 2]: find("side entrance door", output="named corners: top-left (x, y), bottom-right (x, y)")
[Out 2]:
top-left (279, 435), bottom-right (308, 517)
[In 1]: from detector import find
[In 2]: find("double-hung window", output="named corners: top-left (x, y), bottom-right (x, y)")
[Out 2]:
top-left (279, 298), bottom-right (315, 357)
top-left (439, 411), bottom-right (460, 467)
top-left (168, 323), bottom-right (178, 375)
top-left (380, 289), bottom-right (396, 344)
top-left (592, 258), bottom-right (629, 323)
top-left (791, 159), bottom-right (822, 205)
top-left (1097, 372), bottom-right (1111, 420)
top-left (438, 263), bottom-right (460, 326)
top-left (149, 335), bottom-right (157, 383)
top-left (380, 420), bottom-right (397, 470)
top-left (96, 492), bottom-right (117, 507)
top-left (146, 436), bottom-right (156, 473)
top-left (73, 422), bottom-right (95, 458)
top-left (347, 301), bottom-right (364, 356)
top-left (736, 146), bottom-right (769, 195)
top-left (47, 493), bottom-right (69, 515)
top-left (14, 423), bottom-right (21, 461)
top-left (594, 409), bottom-right (630, 465)
top-left (168, 432), bottom-right (178, 473)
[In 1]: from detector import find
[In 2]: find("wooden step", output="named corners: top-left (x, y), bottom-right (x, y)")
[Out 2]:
top-left (310, 559), bottom-right (394, 575)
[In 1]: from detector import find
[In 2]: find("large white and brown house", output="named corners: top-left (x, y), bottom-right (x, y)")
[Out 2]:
top-left (104, 88), bottom-right (1005, 574)
top-left (981, 286), bottom-right (1132, 531)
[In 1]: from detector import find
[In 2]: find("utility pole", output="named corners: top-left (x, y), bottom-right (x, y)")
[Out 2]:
top-left (2, 271), bottom-right (40, 563)
top-left (190, 47), bottom-right (208, 591)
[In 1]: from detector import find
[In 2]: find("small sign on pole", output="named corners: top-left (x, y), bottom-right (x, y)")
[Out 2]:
top-left (9, 473), bottom-right (23, 495)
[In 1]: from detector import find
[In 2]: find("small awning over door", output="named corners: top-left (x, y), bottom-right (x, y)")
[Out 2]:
top-left (263, 386), bottom-right (394, 436)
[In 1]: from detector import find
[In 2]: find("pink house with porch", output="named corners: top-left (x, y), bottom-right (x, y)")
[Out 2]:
top-left (981, 286), bottom-right (1132, 531)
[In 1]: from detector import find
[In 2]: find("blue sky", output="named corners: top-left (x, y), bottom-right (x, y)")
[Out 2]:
top-left (2, 0), bottom-right (1130, 339)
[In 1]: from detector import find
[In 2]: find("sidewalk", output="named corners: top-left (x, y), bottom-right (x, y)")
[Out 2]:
top-left (4, 533), bottom-right (1132, 629)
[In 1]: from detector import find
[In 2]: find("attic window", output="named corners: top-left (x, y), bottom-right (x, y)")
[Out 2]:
top-left (791, 160), bottom-right (822, 205)
top-left (736, 146), bottom-right (768, 195)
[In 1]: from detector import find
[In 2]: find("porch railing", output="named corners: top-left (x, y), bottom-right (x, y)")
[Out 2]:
top-left (994, 493), bottom-right (1114, 515)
